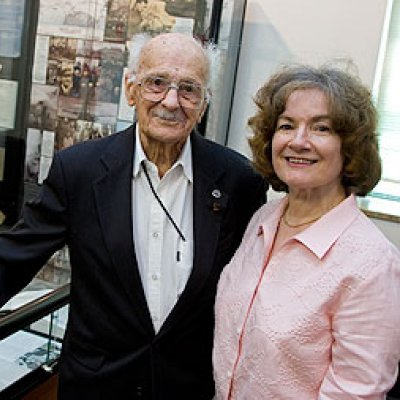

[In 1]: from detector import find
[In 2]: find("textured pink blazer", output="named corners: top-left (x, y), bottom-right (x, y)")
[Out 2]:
top-left (213, 195), bottom-right (400, 399)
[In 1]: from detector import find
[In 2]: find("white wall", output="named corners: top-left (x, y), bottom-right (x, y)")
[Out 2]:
top-left (227, 0), bottom-right (387, 155)
top-left (372, 218), bottom-right (400, 248)
top-left (227, 0), bottom-right (399, 246)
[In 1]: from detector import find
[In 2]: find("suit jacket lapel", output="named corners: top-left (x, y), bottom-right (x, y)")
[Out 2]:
top-left (160, 132), bottom-right (229, 332)
top-left (92, 126), bottom-right (154, 335)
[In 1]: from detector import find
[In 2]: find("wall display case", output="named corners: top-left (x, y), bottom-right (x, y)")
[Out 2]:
top-left (0, 0), bottom-right (248, 313)
top-left (0, 0), bottom-right (246, 309)
top-left (0, 0), bottom-right (246, 228)
top-left (0, 0), bottom-right (39, 227)
top-left (0, 1), bottom-right (246, 391)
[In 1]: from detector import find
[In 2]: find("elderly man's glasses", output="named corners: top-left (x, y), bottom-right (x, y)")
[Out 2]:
top-left (138, 76), bottom-right (207, 110)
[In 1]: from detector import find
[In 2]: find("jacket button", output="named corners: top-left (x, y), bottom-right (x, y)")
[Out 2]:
top-left (136, 386), bottom-right (143, 397)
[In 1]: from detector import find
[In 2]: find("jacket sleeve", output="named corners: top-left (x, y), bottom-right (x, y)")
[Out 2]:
top-left (319, 246), bottom-right (400, 399)
top-left (0, 154), bottom-right (68, 306)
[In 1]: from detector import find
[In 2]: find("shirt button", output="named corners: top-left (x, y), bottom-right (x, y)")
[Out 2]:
top-left (236, 327), bottom-right (241, 335)
top-left (152, 273), bottom-right (158, 281)
top-left (227, 371), bottom-right (232, 378)
top-left (152, 232), bottom-right (159, 238)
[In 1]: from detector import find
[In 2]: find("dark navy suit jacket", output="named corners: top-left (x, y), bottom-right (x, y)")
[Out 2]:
top-left (0, 126), bottom-right (266, 399)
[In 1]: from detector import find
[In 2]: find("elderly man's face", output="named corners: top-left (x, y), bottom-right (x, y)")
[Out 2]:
top-left (127, 34), bottom-right (208, 147)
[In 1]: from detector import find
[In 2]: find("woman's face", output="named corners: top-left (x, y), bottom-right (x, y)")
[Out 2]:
top-left (272, 88), bottom-right (344, 198)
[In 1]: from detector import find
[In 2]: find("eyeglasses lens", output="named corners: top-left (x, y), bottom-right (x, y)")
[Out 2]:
top-left (140, 76), bottom-right (204, 109)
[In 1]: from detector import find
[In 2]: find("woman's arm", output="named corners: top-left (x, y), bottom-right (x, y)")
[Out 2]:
top-left (319, 248), bottom-right (400, 399)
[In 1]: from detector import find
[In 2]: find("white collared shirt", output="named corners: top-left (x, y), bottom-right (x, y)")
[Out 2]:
top-left (132, 127), bottom-right (194, 332)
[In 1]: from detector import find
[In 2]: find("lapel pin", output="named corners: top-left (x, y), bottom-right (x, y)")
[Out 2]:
top-left (257, 226), bottom-right (264, 236)
top-left (212, 189), bottom-right (221, 198)
top-left (212, 202), bottom-right (221, 212)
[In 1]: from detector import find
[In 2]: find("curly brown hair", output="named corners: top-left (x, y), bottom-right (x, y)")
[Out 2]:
top-left (248, 64), bottom-right (381, 196)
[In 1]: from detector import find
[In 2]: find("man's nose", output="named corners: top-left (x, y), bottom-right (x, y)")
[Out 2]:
top-left (161, 86), bottom-right (180, 109)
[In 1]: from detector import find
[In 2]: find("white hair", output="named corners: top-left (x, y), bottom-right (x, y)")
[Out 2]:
top-left (126, 33), bottom-right (152, 76)
top-left (125, 33), bottom-right (220, 98)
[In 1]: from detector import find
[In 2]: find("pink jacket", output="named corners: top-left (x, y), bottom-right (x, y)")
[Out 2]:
top-left (213, 195), bottom-right (400, 399)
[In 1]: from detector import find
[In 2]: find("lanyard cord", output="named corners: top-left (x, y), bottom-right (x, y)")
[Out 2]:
top-left (141, 162), bottom-right (186, 242)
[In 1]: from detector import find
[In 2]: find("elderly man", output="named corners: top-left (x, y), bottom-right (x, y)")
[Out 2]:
top-left (0, 33), bottom-right (266, 399)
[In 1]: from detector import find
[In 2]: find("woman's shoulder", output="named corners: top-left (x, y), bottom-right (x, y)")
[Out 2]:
top-left (349, 210), bottom-right (399, 252)
top-left (337, 210), bottom-right (400, 275)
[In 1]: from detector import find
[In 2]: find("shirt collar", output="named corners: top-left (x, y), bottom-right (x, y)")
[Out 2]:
top-left (294, 194), bottom-right (360, 259)
top-left (132, 124), bottom-right (193, 182)
top-left (133, 125), bottom-right (147, 177)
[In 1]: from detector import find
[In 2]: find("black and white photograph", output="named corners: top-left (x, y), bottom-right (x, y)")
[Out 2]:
top-left (28, 84), bottom-right (58, 131)
top-left (37, 0), bottom-right (107, 40)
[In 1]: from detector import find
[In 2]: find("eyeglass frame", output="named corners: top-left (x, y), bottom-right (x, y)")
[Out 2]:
top-left (135, 75), bottom-right (209, 110)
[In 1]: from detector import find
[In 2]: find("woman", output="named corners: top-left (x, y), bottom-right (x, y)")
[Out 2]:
top-left (213, 65), bottom-right (400, 399)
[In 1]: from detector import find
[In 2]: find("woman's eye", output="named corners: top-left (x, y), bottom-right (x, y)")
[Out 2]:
top-left (277, 123), bottom-right (292, 131)
top-left (313, 124), bottom-right (331, 134)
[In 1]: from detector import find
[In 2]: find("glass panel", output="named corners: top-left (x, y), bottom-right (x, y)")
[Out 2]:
top-left (0, 0), bottom-right (39, 228)
top-left (0, 305), bottom-right (68, 392)
top-left (0, 0), bottom-right (25, 58)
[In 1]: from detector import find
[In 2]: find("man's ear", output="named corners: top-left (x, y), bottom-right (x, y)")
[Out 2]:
top-left (197, 97), bottom-right (209, 123)
top-left (124, 73), bottom-right (137, 107)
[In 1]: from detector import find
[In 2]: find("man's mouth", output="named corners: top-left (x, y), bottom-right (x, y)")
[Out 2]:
top-left (154, 110), bottom-right (184, 123)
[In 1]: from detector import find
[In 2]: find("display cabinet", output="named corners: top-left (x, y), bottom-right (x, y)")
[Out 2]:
top-left (0, 0), bottom-right (39, 227)
top-left (0, 0), bottom-right (247, 394)
top-left (0, 0), bottom-right (247, 350)
top-left (0, 0), bottom-right (247, 301)
top-left (0, 284), bottom-right (69, 399)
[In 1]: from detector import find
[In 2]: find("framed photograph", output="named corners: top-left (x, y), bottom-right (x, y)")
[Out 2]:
top-left (28, 84), bottom-right (58, 131)
top-left (104, 0), bottom-right (130, 42)
top-left (37, 0), bottom-right (107, 40)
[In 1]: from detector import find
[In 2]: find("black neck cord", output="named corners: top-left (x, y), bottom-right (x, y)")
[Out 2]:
top-left (141, 162), bottom-right (186, 242)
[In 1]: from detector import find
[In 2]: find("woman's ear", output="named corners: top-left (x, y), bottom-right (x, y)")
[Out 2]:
top-left (124, 73), bottom-right (137, 107)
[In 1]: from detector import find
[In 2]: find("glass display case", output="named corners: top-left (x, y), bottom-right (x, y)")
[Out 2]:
top-left (0, 0), bottom-right (39, 227)
top-left (0, 285), bottom-right (69, 398)
top-left (0, 0), bottom-right (247, 395)
top-left (0, 0), bottom-right (247, 291)
top-left (0, 0), bottom-right (247, 227)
